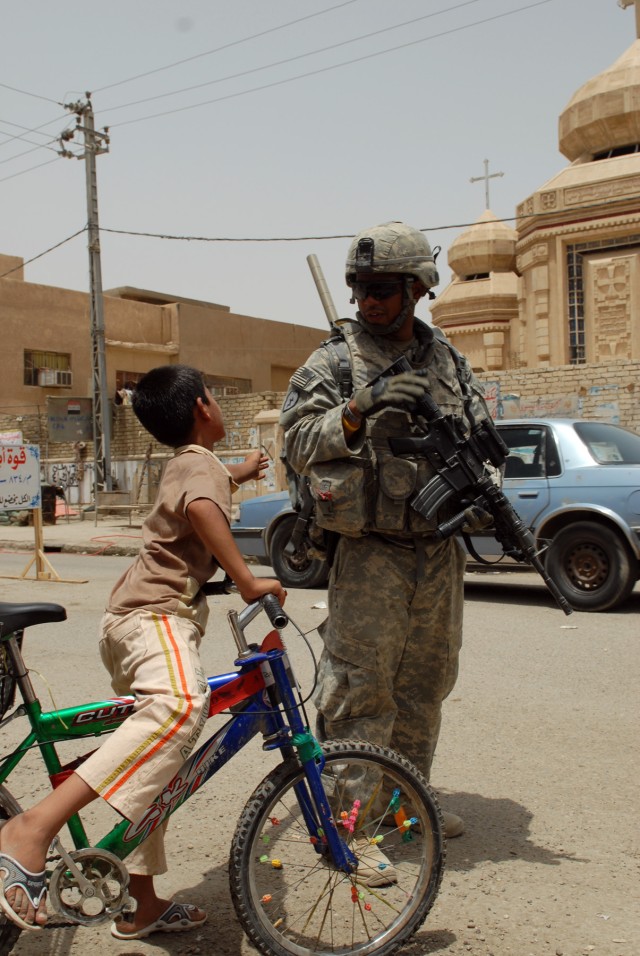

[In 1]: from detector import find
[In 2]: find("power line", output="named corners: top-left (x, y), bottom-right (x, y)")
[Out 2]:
top-left (0, 227), bottom-right (86, 278)
top-left (101, 0), bottom-right (484, 114)
top-left (99, 193), bottom-right (640, 244)
top-left (1, 190), bottom-right (635, 287)
top-left (106, 0), bottom-right (557, 128)
top-left (93, 0), bottom-right (364, 94)
top-left (0, 113), bottom-right (70, 150)
top-left (0, 156), bottom-right (61, 183)
top-left (0, 81), bottom-right (62, 106)
top-left (0, 138), bottom-right (62, 167)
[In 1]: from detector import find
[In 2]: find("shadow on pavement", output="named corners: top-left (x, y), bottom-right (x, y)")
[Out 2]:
top-left (463, 574), bottom-right (640, 614)
top-left (437, 790), bottom-right (590, 871)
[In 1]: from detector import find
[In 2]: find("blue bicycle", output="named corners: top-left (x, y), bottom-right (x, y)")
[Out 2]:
top-left (0, 589), bottom-right (445, 956)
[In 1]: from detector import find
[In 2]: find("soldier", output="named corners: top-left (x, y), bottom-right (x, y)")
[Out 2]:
top-left (280, 221), bottom-right (491, 842)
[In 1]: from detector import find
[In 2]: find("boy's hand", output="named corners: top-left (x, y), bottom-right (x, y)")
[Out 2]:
top-left (227, 451), bottom-right (269, 485)
top-left (239, 577), bottom-right (287, 606)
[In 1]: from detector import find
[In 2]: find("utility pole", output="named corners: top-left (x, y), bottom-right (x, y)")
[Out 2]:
top-left (59, 94), bottom-right (112, 499)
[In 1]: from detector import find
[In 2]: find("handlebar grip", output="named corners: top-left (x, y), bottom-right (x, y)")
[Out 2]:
top-left (261, 594), bottom-right (289, 630)
top-left (201, 574), bottom-right (234, 596)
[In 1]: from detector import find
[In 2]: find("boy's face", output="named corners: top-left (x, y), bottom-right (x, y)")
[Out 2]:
top-left (204, 388), bottom-right (225, 443)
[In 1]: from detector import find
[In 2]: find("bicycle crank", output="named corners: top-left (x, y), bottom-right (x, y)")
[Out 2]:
top-left (48, 838), bottom-right (131, 926)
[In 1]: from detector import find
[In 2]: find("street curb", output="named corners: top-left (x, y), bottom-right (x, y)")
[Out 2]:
top-left (0, 539), bottom-right (140, 558)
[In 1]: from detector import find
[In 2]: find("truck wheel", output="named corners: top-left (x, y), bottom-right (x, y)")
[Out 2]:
top-left (545, 521), bottom-right (635, 612)
top-left (269, 516), bottom-right (328, 589)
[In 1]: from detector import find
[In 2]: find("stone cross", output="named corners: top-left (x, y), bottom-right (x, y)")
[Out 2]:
top-left (470, 158), bottom-right (504, 209)
top-left (618, 0), bottom-right (640, 39)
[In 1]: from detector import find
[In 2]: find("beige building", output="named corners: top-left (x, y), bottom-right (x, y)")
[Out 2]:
top-left (432, 28), bottom-right (640, 373)
top-left (0, 258), bottom-right (325, 415)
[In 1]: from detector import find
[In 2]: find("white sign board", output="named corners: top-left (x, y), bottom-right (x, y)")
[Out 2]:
top-left (0, 445), bottom-right (41, 511)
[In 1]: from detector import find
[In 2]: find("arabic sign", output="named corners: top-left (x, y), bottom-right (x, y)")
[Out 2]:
top-left (0, 445), bottom-right (41, 511)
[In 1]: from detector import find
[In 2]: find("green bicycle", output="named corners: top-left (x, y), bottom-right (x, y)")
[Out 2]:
top-left (0, 590), bottom-right (445, 956)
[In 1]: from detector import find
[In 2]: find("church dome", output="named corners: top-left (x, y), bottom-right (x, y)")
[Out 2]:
top-left (559, 40), bottom-right (640, 160)
top-left (447, 210), bottom-right (516, 278)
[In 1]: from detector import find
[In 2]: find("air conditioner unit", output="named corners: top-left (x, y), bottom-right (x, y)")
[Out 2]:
top-left (223, 386), bottom-right (239, 396)
top-left (54, 369), bottom-right (72, 387)
top-left (38, 368), bottom-right (72, 387)
top-left (38, 368), bottom-right (56, 386)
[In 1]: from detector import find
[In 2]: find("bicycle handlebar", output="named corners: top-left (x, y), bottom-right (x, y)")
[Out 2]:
top-left (260, 594), bottom-right (289, 630)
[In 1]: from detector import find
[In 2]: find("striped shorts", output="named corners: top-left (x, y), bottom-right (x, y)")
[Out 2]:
top-left (77, 608), bottom-right (210, 874)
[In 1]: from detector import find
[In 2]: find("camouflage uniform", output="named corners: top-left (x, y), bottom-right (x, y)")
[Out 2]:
top-left (281, 315), bottom-right (487, 781)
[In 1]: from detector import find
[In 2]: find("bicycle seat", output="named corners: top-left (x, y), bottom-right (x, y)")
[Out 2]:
top-left (0, 602), bottom-right (67, 638)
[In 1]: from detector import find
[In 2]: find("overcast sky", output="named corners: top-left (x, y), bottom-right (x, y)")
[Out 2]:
top-left (1, 0), bottom-right (634, 333)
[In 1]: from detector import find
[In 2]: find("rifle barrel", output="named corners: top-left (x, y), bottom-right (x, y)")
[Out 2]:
top-left (307, 254), bottom-right (339, 327)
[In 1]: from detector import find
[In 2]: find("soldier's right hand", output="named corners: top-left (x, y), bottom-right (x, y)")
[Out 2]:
top-left (354, 371), bottom-right (428, 416)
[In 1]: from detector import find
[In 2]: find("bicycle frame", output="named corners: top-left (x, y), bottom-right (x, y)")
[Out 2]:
top-left (0, 603), bottom-right (354, 879)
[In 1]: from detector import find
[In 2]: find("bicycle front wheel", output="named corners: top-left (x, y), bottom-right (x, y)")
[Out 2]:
top-left (230, 740), bottom-right (445, 956)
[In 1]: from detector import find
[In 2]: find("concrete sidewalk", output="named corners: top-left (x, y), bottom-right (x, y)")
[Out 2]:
top-left (0, 514), bottom-right (144, 556)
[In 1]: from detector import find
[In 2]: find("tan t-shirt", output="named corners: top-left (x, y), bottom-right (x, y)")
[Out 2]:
top-left (108, 445), bottom-right (235, 619)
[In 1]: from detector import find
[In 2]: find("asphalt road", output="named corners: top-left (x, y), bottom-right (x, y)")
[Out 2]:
top-left (0, 551), bottom-right (638, 956)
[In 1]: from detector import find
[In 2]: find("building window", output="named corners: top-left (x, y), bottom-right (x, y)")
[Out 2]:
top-left (24, 350), bottom-right (72, 387)
top-left (566, 234), bottom-right (640, 364)
top-left (204, 374), bottom-right (251, 396)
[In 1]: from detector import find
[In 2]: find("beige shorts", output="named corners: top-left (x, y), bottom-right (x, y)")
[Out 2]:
top-left (77, 608), bottom-right (210, 874)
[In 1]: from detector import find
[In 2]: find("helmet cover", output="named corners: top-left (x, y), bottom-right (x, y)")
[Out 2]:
top-left (345, 221), bottom-right (439, 290)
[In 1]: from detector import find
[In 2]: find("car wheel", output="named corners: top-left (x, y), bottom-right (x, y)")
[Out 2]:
top-left (545, 521), bottom-right (636, 612)
top-left (269, 515), bottom-right (329, 589)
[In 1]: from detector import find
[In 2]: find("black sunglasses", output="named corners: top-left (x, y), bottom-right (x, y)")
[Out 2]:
top-left (352, 280), bottom-right (403, 301)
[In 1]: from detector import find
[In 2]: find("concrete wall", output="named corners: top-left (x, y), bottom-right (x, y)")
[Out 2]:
top-left (0, 263), bottom-right (324, 415)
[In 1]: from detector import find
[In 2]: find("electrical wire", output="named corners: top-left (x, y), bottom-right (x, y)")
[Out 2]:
top-left (0, 118), bottom-right (62, 149)
top-left (106, 0), bottom-right (557, 128)
top-left (93, 0), bottom-right (364, 94)
top-left (100, 0), bottom-right (484, 114)
top-left (0, 194), bottom-right (634, 287)
top-left (0, 156), bottom-right (62, 184)
top-left (0, 228), bottom-right (86, 278)
top-left (0, 81), bottom-right (62, 107)
top-left (0, 138), bottom-right (61, 167)
top-left (98, 192), bottom-right (640, 244)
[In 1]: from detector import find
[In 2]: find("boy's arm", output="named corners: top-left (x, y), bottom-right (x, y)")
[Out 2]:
top-left (226, 451), bottom-right (269, 485)
top-left (186, 497), bottom-right (286, 606)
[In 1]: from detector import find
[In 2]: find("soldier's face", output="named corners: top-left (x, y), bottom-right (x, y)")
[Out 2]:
top-left (354, 274), bottom-right (404, 328)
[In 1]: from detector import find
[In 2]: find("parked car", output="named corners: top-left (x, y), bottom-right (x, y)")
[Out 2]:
top-left (231, 419), bottom-right (640, 611)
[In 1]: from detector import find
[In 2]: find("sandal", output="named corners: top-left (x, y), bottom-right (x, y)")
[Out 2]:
top-left (0, 852), bottom-right (46, 933)
top-left (111, 901), bottom-right (207, 940)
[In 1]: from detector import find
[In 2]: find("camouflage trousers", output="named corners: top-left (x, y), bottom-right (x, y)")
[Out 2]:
top-left (314, 532), bottom-right (465, 782)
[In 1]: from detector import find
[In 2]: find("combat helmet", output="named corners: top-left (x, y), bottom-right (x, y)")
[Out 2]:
top-left (345, 221), bottom-right (439, 335)
top-left (345, 221), bottom-right (439, 291)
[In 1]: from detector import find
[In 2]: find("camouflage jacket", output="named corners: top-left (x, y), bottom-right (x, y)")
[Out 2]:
top-left (280, 317), bottom-right (489, 537)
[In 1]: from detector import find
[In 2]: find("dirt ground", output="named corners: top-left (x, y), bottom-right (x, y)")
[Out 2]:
top-left (0, 551), bottom-right (638, 956)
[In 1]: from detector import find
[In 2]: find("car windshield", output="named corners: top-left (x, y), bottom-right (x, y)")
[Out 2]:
top-left (573, 422), bottom-right (640, 464)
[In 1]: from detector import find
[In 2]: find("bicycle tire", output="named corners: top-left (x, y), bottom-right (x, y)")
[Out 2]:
top-left (0, 787), bottom-right (24, 956)
top-left (230, 739), bottom-right (445, 956)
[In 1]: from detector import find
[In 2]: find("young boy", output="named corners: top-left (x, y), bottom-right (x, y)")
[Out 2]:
top-left (0, 365), bottom-right (286, 939)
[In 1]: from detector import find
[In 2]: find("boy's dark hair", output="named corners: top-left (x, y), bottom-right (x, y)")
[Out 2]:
top-left (132, 365), bottom-right (209, 447)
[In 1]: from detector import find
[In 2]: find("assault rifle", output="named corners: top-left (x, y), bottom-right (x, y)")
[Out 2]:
top-left (382, 356), bottom-right (573, 615)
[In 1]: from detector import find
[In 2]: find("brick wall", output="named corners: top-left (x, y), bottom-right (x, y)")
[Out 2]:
top-left (1, 363), bottom-right (637, 501)
top-left (476, 360), bottom-right (640, 431)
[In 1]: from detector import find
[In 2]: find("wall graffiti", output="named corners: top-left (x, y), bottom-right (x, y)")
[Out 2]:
top-left (49, 462), bottom-right (80, 490)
